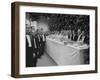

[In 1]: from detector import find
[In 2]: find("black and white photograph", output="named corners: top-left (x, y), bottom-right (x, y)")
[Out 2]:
top-left (11, 2), bottom-right (97, 78)
top-left (25, 12), bottom-right (90, 67)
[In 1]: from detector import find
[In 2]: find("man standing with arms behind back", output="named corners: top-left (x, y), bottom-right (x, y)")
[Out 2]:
top-left (26, 19), bottom-right (37, 67)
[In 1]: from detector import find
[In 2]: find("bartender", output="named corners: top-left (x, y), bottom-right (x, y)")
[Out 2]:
top-left (77, 30), bottom-right (85, 43)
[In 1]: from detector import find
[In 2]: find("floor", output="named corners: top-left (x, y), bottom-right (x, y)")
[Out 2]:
top-left (37, 52), bottom-right (57, 67)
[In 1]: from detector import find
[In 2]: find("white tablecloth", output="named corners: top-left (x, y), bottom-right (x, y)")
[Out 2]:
top-left (45, 37), bottom-right (89, 65)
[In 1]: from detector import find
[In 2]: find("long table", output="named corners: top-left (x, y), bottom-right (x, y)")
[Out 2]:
top-left (45, 37), bottom-right (89, 65)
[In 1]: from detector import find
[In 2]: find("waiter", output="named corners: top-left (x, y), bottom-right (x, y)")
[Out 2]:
top-left (38, 31), bottom-right (46, 58)
top-left (26, 20), bottom-right (38, 67)
top-left (31, 21), bottom-right (46, 64)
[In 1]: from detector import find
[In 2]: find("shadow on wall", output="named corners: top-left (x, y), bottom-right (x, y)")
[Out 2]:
top-left (37, 16), bottom-right (49, 32)
top-left (37, 21), bottom-right (49, 32)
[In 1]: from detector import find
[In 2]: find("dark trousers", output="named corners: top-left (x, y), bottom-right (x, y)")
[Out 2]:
top-left (26, 47), bottom-right (37, 67)
top-left (37, 42), bottom-right (45, 58)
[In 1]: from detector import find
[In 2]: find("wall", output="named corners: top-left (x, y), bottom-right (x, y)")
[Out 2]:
top-left (0, 0), bottom-right (100, 80)
top-left (37, 16), bottom-right (49, 32)
top-left (26, 12), bottom-right (49, 32)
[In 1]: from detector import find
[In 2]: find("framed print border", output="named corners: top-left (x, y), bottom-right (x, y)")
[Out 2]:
top-left (11, 2), bottom-right (98, 78)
